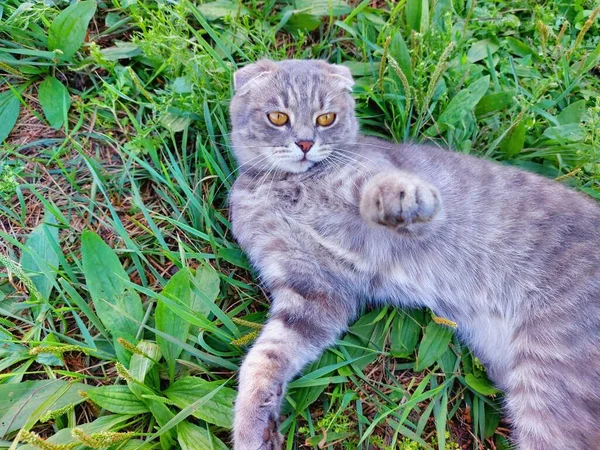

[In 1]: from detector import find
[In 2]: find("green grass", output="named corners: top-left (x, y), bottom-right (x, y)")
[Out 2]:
top-left (1, 0), bottom-right (599, 449)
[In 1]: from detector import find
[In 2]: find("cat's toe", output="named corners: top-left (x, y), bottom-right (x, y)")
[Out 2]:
top-left (262, 417), bottom-right (283, 450)
top-left (414, 184), bottom-right (441, 223)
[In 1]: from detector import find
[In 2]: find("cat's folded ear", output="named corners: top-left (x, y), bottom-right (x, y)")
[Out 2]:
top-left (233, 60), bottom-right (277, 94)
top-left (322, 62), bottom-right (354, 91)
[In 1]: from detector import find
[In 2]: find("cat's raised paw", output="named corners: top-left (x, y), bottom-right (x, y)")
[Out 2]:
top-left (360, 172), bottom-right (441, 229)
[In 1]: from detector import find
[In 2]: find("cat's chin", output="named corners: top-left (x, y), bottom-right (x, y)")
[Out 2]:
top-left (279, 159), bottom-right (316, 174)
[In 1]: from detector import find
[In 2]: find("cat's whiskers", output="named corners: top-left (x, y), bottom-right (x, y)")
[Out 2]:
top-left (214, 153), bottom-right (271, 196)
top-left (253, 159), bottom-right (279, 195)
top-left (329, 150), bottom-right (376, 175)
top-left (326, 153), bottom-right (370, 194)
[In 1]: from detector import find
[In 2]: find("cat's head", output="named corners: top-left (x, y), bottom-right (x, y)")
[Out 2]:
top-left (229, 59), bottom-right (358, 174)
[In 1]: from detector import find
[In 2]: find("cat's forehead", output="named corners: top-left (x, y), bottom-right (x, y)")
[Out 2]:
top-left (260, 64), bottom-right (343, 110)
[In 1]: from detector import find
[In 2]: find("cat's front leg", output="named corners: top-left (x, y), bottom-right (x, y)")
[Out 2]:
top-left (359, 171), bottom-right (441, 229)
top-left (234, 288), bottom-right (351, 450)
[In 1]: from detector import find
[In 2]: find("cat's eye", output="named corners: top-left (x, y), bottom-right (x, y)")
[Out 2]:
top-left (267, 112), bottom-right (289, 126)
top-left (316, 113), bottom-right (336, 127)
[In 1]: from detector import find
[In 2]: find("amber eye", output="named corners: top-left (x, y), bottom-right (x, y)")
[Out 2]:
top-left (267, 112), bottom-right (289, 126)
top-left (316, 112), bottom-right (336, 127)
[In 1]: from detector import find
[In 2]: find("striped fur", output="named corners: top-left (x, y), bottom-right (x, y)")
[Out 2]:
top-left (229, 60), bottom-right (600, 450)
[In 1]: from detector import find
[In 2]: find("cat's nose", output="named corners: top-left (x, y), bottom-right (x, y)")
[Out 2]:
top-left (295, 140), bottom-right (314, 153)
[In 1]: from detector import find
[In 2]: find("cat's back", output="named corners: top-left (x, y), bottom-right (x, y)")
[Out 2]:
top-left (352, 135), bottom-right (600, 231)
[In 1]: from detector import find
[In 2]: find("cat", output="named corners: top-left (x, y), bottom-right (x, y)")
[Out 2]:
top-left (228, 59), bottom-right (600, 450)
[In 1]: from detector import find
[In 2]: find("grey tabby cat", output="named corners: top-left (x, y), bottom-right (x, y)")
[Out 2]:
top-left (228, 59), bottom-right (600, 450)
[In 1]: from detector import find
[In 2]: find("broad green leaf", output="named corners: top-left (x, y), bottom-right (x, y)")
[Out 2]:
top-left (305, 431), bottom-right (355, 447)
top-left (86, 385), bottom-right (150, 414)
top-left (500, 120), bottom-right (526, 158)
top-left (389, 32), bottom-right (413, 84)
top-left (557, 100), bottom-right (586, 125)
top-left (125, 342), bottom-right (176, 448)
top-left (100, 42), bottom-right (142, 61)
top-left (0, 380), bottom-right (91, 437)
top-left (48, 1), bottom-right (97, 59)
top-left (217, 247), bottom-right (249, 269)
top-left (467, 39), bottom-right (499, 63)
top-left (464, 373), bottom-right (500, 396)
top-left (0, 327), bottom-right (27, 359)
top-left (483, 401), bottom-right (502, 438)
top-left (0, 89), bottom-right (20, 143)
top-left (415, 321), bottom-right (454, 371)
top-left (34, 333), bottom-right (64, 367)
top-left (17, 414), bottom-right (135, 450)
top-left (435, 76), bottom-right (490, 132)
top-left (506, 37), bottom-right (540, 60)
top-left (296, 0), bottom-right (351, 17)
top-left (284, 0), bottom-right (350, 32)
top-left (284, 12), bottom-right (321, 32)
top-left (542, 123), bottom-right (585, 142)
top-left (192, 265), bottom-right (220, 318)
top-left (81, 230), bottom-right (144, 362)
top-left (290, 350), bottom-right (338, 411)
top-left (197, 0), bottom-right (249, 21)
top-left (177, 421), bottom-right (228, 450)
top-left (19, 214), bottom-right (59, 302)
top-left (164, 376), bottom-right (236, 428)
top-left (38, 76), bottom-right (71, 129)
top-left (406, 0), bottom-right (429, 33)
top-left (475, 90), bottom-right (515, 117)
top-left (338, 308), bottom-right (387, 375)
top-left (129, 341), bottom-right (161, 383)
top-left (580, 41), bottom-right (600, 73)
top-left (156, 269), bottom-right (192, 381)
top-left (160, 111), bottom-right (191, 132)
top-left (390, 310), bottom-right (424, 358)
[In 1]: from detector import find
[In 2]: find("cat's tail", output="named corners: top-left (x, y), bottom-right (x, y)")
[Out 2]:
top-left (506, 332), bottom-right (600, 450)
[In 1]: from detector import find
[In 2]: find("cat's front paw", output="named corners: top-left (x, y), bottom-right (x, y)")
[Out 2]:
top-left (234, 385), bottom-right (284, 450)
top-left (360, 172), bottom-right (441, 229)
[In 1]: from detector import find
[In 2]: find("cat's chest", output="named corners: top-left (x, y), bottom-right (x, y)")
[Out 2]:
top-left (268, 180), bottom-right (391, 272)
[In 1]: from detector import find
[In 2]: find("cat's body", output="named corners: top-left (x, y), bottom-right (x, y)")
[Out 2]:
top-left (228, 60), bottom-right (600, 450)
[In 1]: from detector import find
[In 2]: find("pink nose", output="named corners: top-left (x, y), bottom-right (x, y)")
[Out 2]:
top-left (296, 140), bottom-right (314, 153)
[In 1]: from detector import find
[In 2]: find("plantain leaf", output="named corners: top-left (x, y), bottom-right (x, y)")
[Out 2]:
top-left (464, 373), bottom-right (500, 396)
top-left (557, 100), bottom-right (586, 125)
top-left (542, 123), bottom-right (585, 142)
top-left (177, 421), bottom-right (228, 450)
top-left (415, 321), bottom-right (454, 371)
top-left (389, 32), bottom-right (413, 85)
top-left (197, 0), bottom-right (249, 21)
top-left (20, 214), bottom-right (59, 302)
top-left (467, 39), bottom-right (499, 63)
top-left (17, 415), bottom-right (135, 450)
top-left (338, 308), bottom-right (387, 375)
top-left (406, 0), bottom-right (429, 33)
top-left (156, 268), bottom-right (192, 381)
top-left (0, 380), bottom-right (91, 437)
top-left (390, 310), bottom-right (424, 358)
top-left (433, 76), bottom-right (490, 133)
top-left (0, 89), bottom-right (20, 143)
top-left (86, 385), bottom-right (150, 414)
top-left (164, 376), bottom-right (236, 428)
top-left (48, 1), bottom-right (97, 59)
top-left (500, 120), bottom-right (526, 158)
top-left (81, 230), bottom-right (144, 363)
top-left (475, 90), bottom-right (515, 117)
top-left (38, 76), bottom-right (71, 129)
